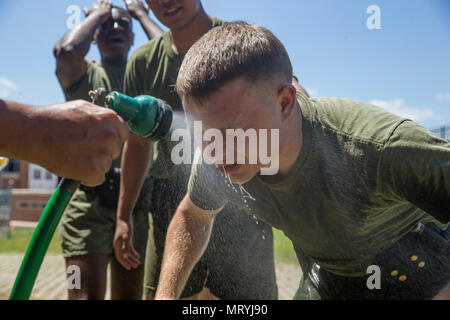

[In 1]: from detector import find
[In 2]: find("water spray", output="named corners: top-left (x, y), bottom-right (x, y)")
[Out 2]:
top-left (9, 89), bottom-right (173, 300)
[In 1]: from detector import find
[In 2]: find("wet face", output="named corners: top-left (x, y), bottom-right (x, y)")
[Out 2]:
top-left (183, 77), bottom-right (286, 184)
top-left (96, 8), bottom-right (134, 61)
top-left (146, 0), bottom-right (202, 30)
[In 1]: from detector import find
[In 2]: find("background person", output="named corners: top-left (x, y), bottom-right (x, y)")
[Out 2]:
top-left (53, 0), bottom-right (163, 299)
top-left (113, 0), bottom-right (311, 300)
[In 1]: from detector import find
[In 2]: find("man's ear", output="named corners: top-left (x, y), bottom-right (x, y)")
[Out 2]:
top-left (277, 84), bottom-right (297, 122)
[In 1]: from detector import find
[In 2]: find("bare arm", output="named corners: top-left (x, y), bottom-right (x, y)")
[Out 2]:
top-left (114, 134), bottom-right (153, 269)
top-left (0, 99), bottom-right (128, 186)
top-left (123, 0), bottom-right (164, 40)
top-left (54, 0), bottom-right (112, 88)
top-left (155, 195), bottom-right (220, 299)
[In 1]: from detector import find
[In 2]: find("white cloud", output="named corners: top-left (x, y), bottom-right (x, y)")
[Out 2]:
top-left (369, 98), bottom-right (436, 122)
top-left (305, 87), bottom-right (319, 97)
top-left (0, 77), bottom-right (19, 99)
top-left (435, 92), bottom-right (450, 103)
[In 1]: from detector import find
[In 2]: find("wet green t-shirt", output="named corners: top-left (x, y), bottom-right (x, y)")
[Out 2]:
top-left (188, 92), bottom-right (450, 277)
top-left (57, 59), bottom-right (126, 168)
top-left (123, 17), bottom-right (226, 179)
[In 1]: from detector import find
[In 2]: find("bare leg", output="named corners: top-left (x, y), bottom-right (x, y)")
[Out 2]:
top-left (65, 254), bottom-right (111, 300)
top-left (110, 257), bottom-right (144, 300)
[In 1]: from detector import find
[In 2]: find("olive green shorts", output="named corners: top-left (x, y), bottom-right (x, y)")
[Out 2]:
top-left (58, 178), bottom-right (152, 259)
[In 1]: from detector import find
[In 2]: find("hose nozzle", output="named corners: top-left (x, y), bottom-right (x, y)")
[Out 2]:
top-left (104, 91), bottom-right (173, 141)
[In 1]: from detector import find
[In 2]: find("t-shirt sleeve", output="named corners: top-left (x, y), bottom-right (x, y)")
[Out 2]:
top-left (58, 59), bottom-right (93, 101)
top-left (187, 149), bottom-right (232, 211)
top-left (378, 120), bottom-right (450, 223)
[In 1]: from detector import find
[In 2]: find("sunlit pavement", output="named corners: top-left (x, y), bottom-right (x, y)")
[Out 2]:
top-left (0, 254), bottom-right (301, 300)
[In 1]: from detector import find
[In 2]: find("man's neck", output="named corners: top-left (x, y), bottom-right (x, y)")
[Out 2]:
top-left (169, 10), bottom-right (213, 55)
top-left (101, 56), bottom-right (127, 68)
top-left (261, 102), bottom-right (303, 184)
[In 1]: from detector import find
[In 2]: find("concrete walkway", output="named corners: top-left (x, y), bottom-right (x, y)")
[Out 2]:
top-left (0, 253), bottom-right (301, 300)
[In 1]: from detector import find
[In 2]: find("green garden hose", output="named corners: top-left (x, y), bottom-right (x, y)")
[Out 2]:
top-left (9, 179), bottom-right (79, 300)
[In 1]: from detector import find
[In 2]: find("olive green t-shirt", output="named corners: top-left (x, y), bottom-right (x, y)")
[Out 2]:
top-left (188, 92), bottom-right (450, 277)
top-left (59, 59), bottom-right (125, 101)
top-left (123, 17), bottom-right (226, 179)
top-left (57, 59), bottom-right (126, 168)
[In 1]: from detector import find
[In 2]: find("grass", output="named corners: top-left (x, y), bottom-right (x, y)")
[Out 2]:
top-left (0, 228), bottom-right (62, 254)
top-left (0, 227), bottom-right (297, 264)
top-left (272, 228), bottom-right (297, 264)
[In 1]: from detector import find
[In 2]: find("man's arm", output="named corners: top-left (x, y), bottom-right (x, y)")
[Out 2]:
top-left (123, 0), bottom-right (164, 40)
top-left (54, 0), bottom-right (112, 88)
top-left (114, 134), bottom-right (153, 269)
top-left (0, 99), bottom-right (128, 186)
top-left (155, 194), bottom-right (220, 300)
top-left (379, 120), bottom-right (450, 223)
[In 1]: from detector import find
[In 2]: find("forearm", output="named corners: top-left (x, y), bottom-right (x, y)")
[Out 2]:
top-left (155, 197), bottom-right (217, 299)
top-left (117, 134), bottom-right (153, 222)
top-left (54, 11), bottom-right (105, 59)
top-left (135, 11), bottom-right (164, 40)
top-left (0, 100), bottom-right (43, 162)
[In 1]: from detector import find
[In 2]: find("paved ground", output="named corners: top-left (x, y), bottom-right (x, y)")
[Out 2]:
top-left (0, 253), bottom-right (301, 300)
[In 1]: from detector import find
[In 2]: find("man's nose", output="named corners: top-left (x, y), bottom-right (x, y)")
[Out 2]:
top-left (113, 22), bottom-right (123, 31)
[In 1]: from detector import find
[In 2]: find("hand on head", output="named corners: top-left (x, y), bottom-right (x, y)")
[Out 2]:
top-left (123, 0), bottom-right (149, 19)
top-left (84, 0), bottom-right (113, 22)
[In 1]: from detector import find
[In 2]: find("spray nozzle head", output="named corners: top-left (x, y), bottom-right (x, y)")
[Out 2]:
top-left (104, 91), bottom-right (173, 141)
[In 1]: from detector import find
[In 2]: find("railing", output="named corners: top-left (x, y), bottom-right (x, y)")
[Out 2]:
top-left (0, 190), bottom-right (12, 239)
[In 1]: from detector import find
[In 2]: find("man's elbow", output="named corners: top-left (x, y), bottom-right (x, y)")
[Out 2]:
top-left (53, 42), bottom-right (77, 62)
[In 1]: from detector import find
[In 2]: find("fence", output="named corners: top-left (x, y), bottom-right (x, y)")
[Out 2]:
top-left (0, 190), bottom-right (12, 239)
top-left (430, 125), bottom-right (450, 141)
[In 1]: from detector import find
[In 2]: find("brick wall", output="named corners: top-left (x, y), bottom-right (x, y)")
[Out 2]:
top-left (10, 189), bottom-right (53, 222)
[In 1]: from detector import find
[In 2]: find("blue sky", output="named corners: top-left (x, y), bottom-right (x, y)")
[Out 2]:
top-left (0, 0), bottom-right (449, 129)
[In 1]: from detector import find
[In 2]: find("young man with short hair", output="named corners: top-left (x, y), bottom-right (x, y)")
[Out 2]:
top-left (155, 22), bottom-right (450, 300)
top-left (114, 0), bottom-right (308, 300)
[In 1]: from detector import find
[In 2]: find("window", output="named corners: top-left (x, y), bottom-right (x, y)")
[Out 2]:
top-left (5, 159), bottom-right (20, 173)
top-left (33, 169), bottom-right (41, 180)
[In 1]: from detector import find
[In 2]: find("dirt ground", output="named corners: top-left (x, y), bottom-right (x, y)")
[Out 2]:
top-left (0, 253), bottom-right (301, 300)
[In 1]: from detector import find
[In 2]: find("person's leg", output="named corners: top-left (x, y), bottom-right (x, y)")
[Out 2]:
top-left (59, 189), bottom-right (116, 300)
top-left (65, 254), bottom-right (111, 300)
top-left (301, 222), bottom-right (450, 300)
top-left (110, 258), bottom-right (145, 300)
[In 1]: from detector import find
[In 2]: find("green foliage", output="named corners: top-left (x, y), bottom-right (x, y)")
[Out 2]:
top-left (272, 228), bottom-right (297, 264)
